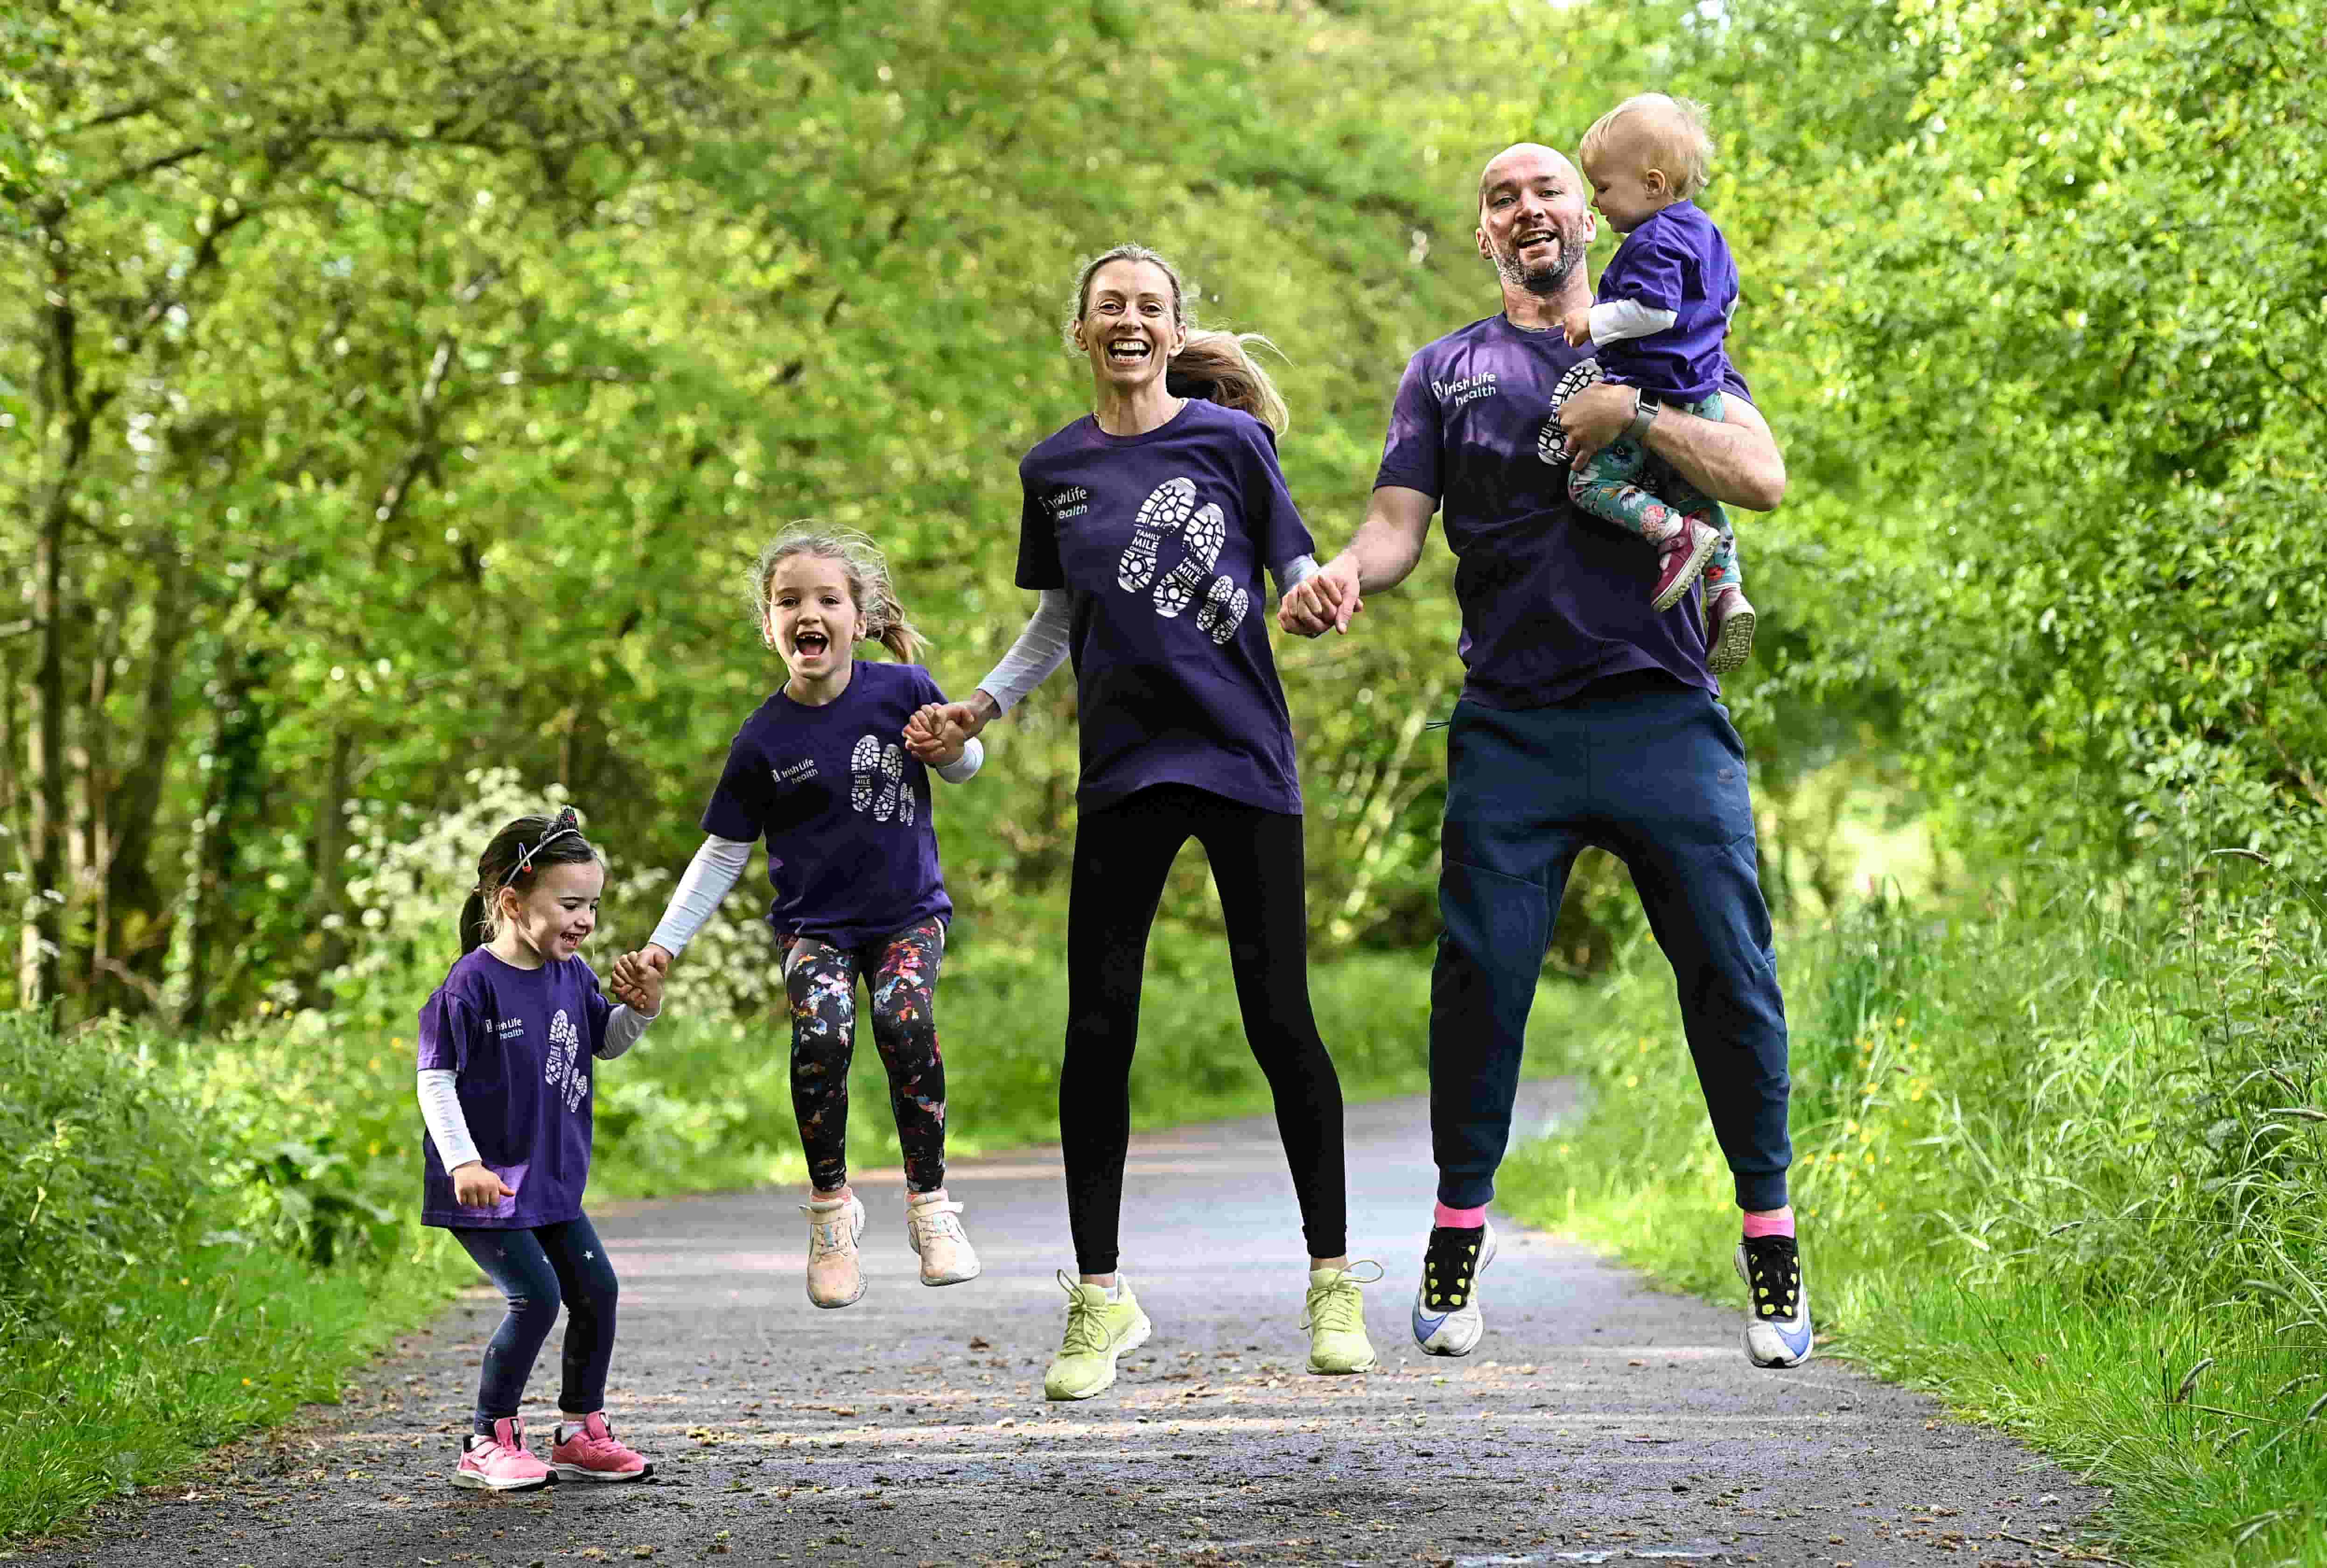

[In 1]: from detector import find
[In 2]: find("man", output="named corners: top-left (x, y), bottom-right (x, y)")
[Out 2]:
top-left (1278, 142), bottom-right (1809, 1370)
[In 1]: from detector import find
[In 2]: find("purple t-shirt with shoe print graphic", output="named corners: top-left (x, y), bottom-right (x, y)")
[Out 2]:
top-left (1374, 314), bottom-right (1750, 707)
top-left (700, 658), bottom-right (953, 950)
top-left (1016, 398), bottom-right (1312, 816)
top-left (417, 947), bottom-right (612, 1230)
top-left (1592, 200), bottom-right (1739, 406)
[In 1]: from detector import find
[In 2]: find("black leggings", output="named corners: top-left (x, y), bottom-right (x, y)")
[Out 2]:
top-left (1063, 782), bottom-right (1347, 1274)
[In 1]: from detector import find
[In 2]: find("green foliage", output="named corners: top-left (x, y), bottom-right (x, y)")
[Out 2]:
top-left (1501, 854), bottom-right (2327, 1560)
top-left (0, 1014), bottom-right (211, 1340)
top-left (1677, 0), bottom-right (2327, 870)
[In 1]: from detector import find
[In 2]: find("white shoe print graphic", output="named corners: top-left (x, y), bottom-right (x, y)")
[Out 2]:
top-left (874, 743), bottom-right (905, 823)
top-left (1537, 356), bottom-right (1605, 469)
top-left (1153, 503), bottom-right (1225, 619)
top-left (1118, 478), bottom-right (1195, 592)
top-left (1196, 574), bottom-right (1250, 645)
top-left (850, 735), bottom-right (880, 813)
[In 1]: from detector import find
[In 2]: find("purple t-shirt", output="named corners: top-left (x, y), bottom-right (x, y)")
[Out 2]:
top-left (1374, 314), bottom-right (1750, 708)
top-left (1016, 398), bottom-right (1311, 815)
top-left (1593, 201), bottom-right (1739, 406)
top-left (699, 659), bottom-right (953, 949)
top-left (418, 947), bottom-right (613, 1230)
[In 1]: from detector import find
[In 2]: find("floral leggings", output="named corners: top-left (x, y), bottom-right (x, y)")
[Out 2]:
top-left (782, 919), bottom-right (947, 1195)
top-left (1569, 388), bottom-right (1745, 597)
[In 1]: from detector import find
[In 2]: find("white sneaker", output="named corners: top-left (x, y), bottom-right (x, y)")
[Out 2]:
top-left (905, 1193), bottom-right (981, 1286)
top-left (1412, 1222), bottom-right (1497, 1357)
top-left (802, 1193), bottom-right (866, 1308)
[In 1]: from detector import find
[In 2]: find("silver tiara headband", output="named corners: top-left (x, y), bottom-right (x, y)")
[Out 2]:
top-left (512, 807), bottom-right (583, 875)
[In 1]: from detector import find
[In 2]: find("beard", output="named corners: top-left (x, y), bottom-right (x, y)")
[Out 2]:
top-left (1491, 224), bottom-right (1584, 296)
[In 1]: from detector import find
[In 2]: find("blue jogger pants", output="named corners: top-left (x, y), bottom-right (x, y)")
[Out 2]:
top-left (1429, 677), bottom-right (1791, 1212)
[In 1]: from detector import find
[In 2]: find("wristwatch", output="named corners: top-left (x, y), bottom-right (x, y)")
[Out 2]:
top-left (1624, 389), bottom-right (1661, 443)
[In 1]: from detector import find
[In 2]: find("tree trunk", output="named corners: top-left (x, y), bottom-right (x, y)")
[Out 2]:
top-left (98, 546), bottom-right (191, 1015)
top-left (182, 638), bottom-right (273, 1031)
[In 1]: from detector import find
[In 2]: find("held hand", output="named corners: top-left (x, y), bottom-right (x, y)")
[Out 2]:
top-left (1563, 307), bottom-right (1592, 348)
top-left (902, 703), bottom-right (967, 768)
top-left (1558, 380), bottom-right (1635, 469)
top-left (452, 1161), bottom-right (516, 1208)
top-left (904, 700), bottom-right (986, 764)
top-left (610, 950), bottom-right (665, 1015)
top-left (1277, 556), bottom-right (1364, 637)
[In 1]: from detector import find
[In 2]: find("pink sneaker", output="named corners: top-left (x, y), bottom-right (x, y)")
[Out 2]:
top-left (453, 1416), bottom-right (552, 1491)
top-left (549, 1411), bottom-right (654, 1483)
top-left (1650, 517), bottom-right (1723, 612)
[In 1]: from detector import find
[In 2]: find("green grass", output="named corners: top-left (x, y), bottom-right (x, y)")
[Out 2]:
top-left (1496, 869), bottom-right (2327, 1565)
top-left (0, 1237), bottom-right (470, 1544)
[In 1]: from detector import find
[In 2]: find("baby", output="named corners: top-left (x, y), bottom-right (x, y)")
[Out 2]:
top-left (1563, 93), bottom-right (1755, 673)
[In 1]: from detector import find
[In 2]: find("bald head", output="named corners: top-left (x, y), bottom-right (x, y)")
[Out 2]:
top-left (1478, 143), bottom-right (1580, 213)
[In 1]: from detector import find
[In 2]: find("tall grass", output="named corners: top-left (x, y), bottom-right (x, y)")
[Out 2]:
top-left (1500, 855), bottom-right (2327, 1564)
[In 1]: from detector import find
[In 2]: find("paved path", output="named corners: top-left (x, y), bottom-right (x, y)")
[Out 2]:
top-left (19, 1087), bottom-right (2108, 1566)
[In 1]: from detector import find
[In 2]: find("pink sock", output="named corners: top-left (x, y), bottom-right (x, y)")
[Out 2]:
top-left (1433, 1202), bottom-right (1489, 1229)
top-left (1741, 1208), bottom-right (1795, 1239)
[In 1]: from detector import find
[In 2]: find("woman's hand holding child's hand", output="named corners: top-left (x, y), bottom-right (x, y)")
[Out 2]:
top-left (609, 950), bottom-right (665, 1015)
top-left (452, 1161), bottom-right (516, 1208)
top-left (903, 703), bottom-right (968, 767)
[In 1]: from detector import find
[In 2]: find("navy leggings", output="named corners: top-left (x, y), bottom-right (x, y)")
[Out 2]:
top-left (450, 1213), bottom-right (618, 1435)
top-left (1063, 783), bottom-right (1348, 1274)
top-left (1430, 675), bottom-right (1792, 1212)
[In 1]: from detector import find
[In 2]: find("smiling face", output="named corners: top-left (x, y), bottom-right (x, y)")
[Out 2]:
top-left (1072, 258), bottom-right (1186, 396)
top-left (496, 859), bottom-right (604, 964)
top-left (1475, 144), bottom-right (1595, 297)
top-left (763, 551), bottom-right (862, 688)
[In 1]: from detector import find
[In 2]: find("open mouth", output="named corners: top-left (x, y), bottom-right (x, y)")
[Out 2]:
top-left (792, 630), bottom-right (830, 658)
top-left (1107, 336), bottom-right (1152, 367)
top-left (1515, 228), bottom-right (1557, 254)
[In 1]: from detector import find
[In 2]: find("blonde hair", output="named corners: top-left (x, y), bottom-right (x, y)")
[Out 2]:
top-left (751, 526), bottom-right (927, 664)
top-left (1065, 243), bottom-right (1291, 434)
top-left (1577, 93), bottom-right (1716, 203)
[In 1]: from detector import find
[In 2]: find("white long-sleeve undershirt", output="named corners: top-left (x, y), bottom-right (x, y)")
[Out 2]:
top-left (417, 1001), bottom-right (654, 1171)
top-left (1588, 299), bottom-right (1680, 347)
top-left (643, 733), bottom-right (983, 960)
top-left (976, 555), bottom-right (1319, 715)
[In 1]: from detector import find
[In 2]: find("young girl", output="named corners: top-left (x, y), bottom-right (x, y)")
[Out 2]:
top-left (1561, 92), bottom-right (1759, 674)
top-left (418, 805), bottom-right (662, 1491)
top-left (616, 529), bottom-right (984, 1309)
top-left (909, 242), bottom-right (1377, 1400)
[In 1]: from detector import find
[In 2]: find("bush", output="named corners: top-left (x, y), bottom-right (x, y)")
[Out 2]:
top-left (0, 1014), bottom-right (214, 1343)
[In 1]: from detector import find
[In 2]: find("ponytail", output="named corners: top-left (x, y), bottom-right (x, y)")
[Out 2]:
top-left (1169, 329), bottom-right (1291, 435)
top-left (751, 527), bottom-right (929, 664)
top-left (457, 805), bottom-right (600, 956)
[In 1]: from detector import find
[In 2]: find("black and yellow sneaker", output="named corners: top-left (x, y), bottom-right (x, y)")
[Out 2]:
top-left (1411, 1222), bottom-right (1497, 1357)
top-left (1735, 1233), bottom-right (1814, 1368)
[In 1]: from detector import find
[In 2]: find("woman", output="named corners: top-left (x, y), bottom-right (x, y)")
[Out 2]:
top-left (911, 244), bottom-right (1374, 1399)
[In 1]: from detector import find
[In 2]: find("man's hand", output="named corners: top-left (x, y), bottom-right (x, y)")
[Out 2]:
top-left (903, 703), bottom-right (967, 767)
top-left (1562, 307), bottom-right (1592, 348)
top-left (453, 1161), bottom-right (516, 1208)
top-left (1278, 555), bottom-right (1365, 637)
top-left (1556, 381), bottom-right (1635, 469)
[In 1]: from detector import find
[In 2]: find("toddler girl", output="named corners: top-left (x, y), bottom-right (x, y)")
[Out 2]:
top-left (419, 805), bottom-right (662, 1491)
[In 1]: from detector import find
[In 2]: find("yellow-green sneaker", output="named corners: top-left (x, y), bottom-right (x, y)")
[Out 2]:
top-left (1304, 1261), bottom-right (1382, 1373)
top-left (1042, 1270), bottom-right (1152, 1400)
